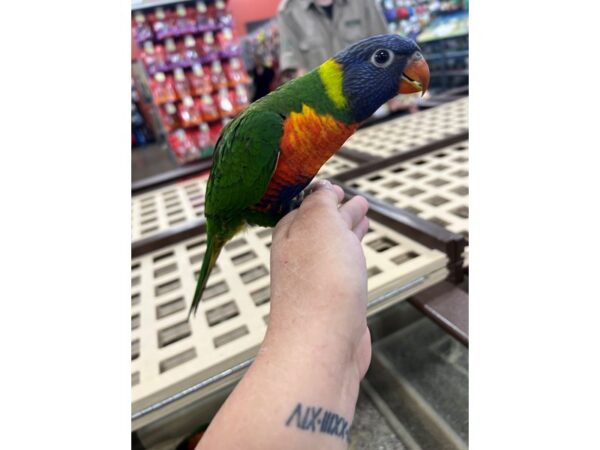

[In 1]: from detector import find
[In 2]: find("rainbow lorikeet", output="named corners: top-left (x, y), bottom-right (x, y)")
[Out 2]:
top-left (189, 34), bottom-right (429, 316)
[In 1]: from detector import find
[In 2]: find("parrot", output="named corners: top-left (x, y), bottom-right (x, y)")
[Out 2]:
top-left (188, 34), bottom-right (430, 317)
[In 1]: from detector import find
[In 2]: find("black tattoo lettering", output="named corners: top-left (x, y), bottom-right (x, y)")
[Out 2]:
top-left (285, 403), bottom-right (350, 442)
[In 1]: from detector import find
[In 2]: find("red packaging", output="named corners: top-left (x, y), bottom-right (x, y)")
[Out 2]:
top-left (173, 68), bottom-right (192, 99)
top-left (195, 1), bottom-right (216, 31)
top-left (175, 3), bottom-right (196, 34)
top-left (233, 85), bottom-right (249, 114)
top-left (217, 27), bottom-right (235, 50)
top-left (141, 41), bottom-right (157, 73)
top-left (188, 63), bottom-right (213, 96)
top-left (214, 0), bottom-right (233, 27)
top-left (216, 87), bottom-right (235, 118)
top-left (196, 122), bottom-right (211, 150)
top-left (210, 60), bottom-right (228, 90)
top-left (200, 31), bottom-right (217, 57)
top-left (133, 12), bottom-right (153, 42)
top-left (178, 96), bottom-right (203, 127)
top-left (169, 129), bottom-right (198, 162)
top-left (160, 103), bottom-right (180, 131)
top-left (182, 35), bottom-right (199, 66)
top-left (152, 7), bottom-right (173, 39)
top-left (165, 38), bottom-right (181, 68)
top-left (150, 72), bottom-right (177, 104)
top-left (225, 57), bottom-right (249, 86)
top-left (199, 93), bottom-right (220, 122)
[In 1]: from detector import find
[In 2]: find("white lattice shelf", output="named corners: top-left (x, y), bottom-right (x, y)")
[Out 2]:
top-left (131, 155), bottom-right (358, 242)
top-left (131, 219), bottom-right (448, 417)
top-left (345, 97), bottom-right (468, 158)
top-left (346, 140), bottom-right (469, 265)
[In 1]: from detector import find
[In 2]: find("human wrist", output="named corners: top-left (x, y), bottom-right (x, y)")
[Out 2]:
top-left (259, 323), bottom-right (362, 406)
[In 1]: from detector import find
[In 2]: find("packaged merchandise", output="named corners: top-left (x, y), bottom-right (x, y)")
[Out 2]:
top-left (188, 63), bottom-right (213, 96)
top-left (174, 68), bottom-right (192, 98)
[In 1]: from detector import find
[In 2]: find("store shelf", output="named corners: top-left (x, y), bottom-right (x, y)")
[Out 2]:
top-left (344, 98), bottom-right (468, 159)
top-left (131, 208), bottom-right (449, 428)
top-left (342, 140), bottom-right (469, 265)
top-left (131, 154), bottom-right (357, 242)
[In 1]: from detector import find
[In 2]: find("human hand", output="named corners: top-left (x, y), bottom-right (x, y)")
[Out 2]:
top-left (263, 180), bottom-right (372, 387)
top-left (197, 181), bottom-right (371, 450)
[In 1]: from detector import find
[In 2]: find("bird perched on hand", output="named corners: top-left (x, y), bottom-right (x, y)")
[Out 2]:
top-left (189, 34), bottom-right (429, 316)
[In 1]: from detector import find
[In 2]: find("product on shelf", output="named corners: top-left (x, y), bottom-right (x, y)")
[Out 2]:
top-left (195, 1), bottom-right (216, 32)
top-left (133, 12), bottom-right (153, 43)
top-left (196, 122), bottom-right (211, 149)
top-left (210, 60), bottom-right (228, 89)
top-left (199, 92), bottom-right (220, 122)
top-left (150, 72), bottom-right (177, 104)
top-left (233, 84), bottom-right (249, 114)
top-left (214, 0), bottom-right (233, 27)
top-left (188, 63), bottom-right (213, 96)
top-left (225, 57), bottom-right (249, 86)
top-left (200, 31), bottom-right (218, 59)
top-left (132, 0), bottom-right (251, 163)
top-left (179, 96), bottom-right (203, 127)
top-left (165, 38), bottom-right (181, 67)
top-left (174, 68), bottom-right (192, 98)
top-left (217, 27), bottom-right (235, 51)
top-left (152, 7), bottom-right (169, 39)
top-left (169, 129), bottom-right (200, 161)
top-left (217, 87), bottom-right (235, 118)
top-left (182, 35), bottom-right (199, 66)
top-left (160, 102), bottom-right (180, 131)
top-left (175, 3), bottom-right (196, 35)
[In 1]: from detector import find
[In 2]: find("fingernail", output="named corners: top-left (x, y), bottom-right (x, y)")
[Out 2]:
top-left (315, 179), bottom-right (332, 190)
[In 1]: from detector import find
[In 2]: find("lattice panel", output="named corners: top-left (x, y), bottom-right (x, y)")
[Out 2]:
top-left (347, 141), bottom-right (469, 265)
top-left (132, 174), bottom-right (209, 241)
top-left (315, 154), bottom-right (358, 180)
top-left (131, 155), bottom-right (357, 242)
top-left (345, 98), bottom-right (468, 158)
top-left (131, 220), bottom-right (447, 407)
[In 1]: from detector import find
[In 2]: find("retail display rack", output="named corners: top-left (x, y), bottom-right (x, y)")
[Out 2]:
top-left (130, 100), bottom-right (469, 445)
top-left (132, 0), bottom-right (251, 164)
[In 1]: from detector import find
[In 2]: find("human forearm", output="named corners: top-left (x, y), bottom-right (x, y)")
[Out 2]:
top-left (196, 329), bottom-right (361, 450)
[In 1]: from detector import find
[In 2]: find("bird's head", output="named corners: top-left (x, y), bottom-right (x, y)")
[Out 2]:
top-left (323, 34), bottom-right (430, 122)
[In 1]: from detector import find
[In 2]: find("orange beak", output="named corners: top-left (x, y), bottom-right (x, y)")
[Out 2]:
top-left (399, 52), bottom-right (430, 96)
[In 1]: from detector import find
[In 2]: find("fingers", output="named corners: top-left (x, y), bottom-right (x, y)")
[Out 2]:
top-left (302, 180), bottom-right (341, 211)
top-left (352, 217), bottom-right (370, 241)
top-left (279, 180), bottom-right (370, 239)
top-left (339, 195), bottom-right (369, 231)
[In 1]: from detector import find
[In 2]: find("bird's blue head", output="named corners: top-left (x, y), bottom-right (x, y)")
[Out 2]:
top-left (321, 34), bottom-right (430, 123)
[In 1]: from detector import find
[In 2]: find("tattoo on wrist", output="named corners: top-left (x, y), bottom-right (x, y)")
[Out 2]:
top-left (285, 402), bottom-right (351, 442)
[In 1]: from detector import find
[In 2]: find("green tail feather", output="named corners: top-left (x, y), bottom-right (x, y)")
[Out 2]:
top-left (188, 232), bottom-right (224, 318)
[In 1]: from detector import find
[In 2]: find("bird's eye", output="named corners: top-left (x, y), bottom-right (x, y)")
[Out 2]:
top-left (370, 49), bottom-right (393, 68)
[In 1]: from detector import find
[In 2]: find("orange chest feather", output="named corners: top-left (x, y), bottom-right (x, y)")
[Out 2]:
top-left (277, 104), bottom-right (358, 177)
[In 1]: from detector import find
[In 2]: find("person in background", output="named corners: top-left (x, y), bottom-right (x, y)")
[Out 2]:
top-left (277, 0), bottom-right (417, 113)
top-left (250, 53), bottom-right (276, 102)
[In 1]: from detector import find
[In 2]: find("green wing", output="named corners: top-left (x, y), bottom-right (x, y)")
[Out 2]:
top-left (205, 109), bottom-right (284, 220)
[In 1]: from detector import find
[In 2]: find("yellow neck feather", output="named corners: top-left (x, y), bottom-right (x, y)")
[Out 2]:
top-left (318, 59), bottom-right (347, 110)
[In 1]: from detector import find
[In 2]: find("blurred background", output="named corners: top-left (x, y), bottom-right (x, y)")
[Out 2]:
top-left (131, 1), bottom-right (469, 448)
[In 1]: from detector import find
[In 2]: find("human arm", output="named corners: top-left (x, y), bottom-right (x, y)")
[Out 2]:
top-left (196, 180), bottom-right (371, 450)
